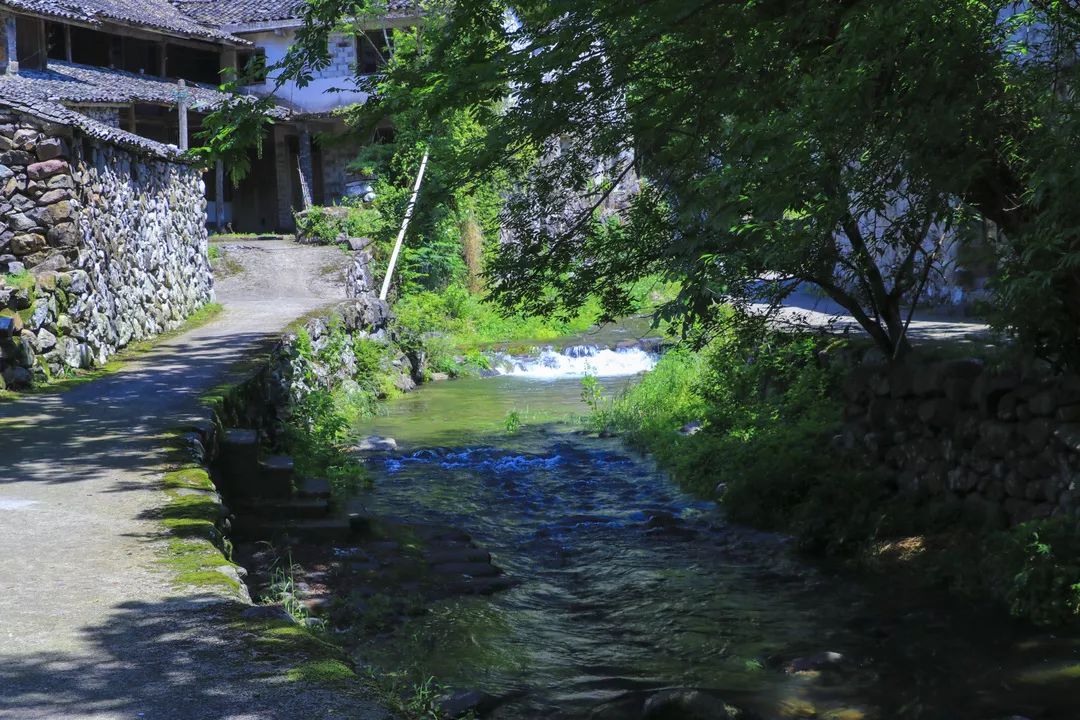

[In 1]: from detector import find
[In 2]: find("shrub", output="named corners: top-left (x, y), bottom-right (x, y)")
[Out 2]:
top-left (997, 519), bottom-right (1080, 626)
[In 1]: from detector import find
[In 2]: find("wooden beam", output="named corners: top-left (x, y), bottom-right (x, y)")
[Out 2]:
top-left (63, 23), bottom-right (72, 62)
top-left (297, 124), bottom-right (314, 209)
top-left (215, 160), bottom-right (225, 230)
top-left (177, 79), bottom-right (189, 151)
top-left (5, 16), bottom-right (18, 74)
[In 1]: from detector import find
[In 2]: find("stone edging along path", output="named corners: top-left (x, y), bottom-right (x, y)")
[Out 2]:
top-left (0, 239), bottom-right (388, 720)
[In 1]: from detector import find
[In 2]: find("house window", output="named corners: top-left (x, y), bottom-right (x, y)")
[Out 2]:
top-left (165, 43), bottom-right (221, 84)
top-left (121, 36), bottom-right (160, 75)
top-left (45, 22), bottom-right (67, 62)
top-left (69, 27), bottom-right (111, 67)
top-left (15, 17), bottom-right (46, 71)
top-left (356, 28), bottom-right (392, 74)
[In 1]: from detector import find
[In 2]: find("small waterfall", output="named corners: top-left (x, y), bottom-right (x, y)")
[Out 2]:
top-left (493, 343), bottom-right (658, 379)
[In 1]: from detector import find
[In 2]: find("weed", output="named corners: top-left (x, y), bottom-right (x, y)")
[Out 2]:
top-left (266, 555), bottom-right (310, 624)
top-left (504, 410), bottom-right (522, 435)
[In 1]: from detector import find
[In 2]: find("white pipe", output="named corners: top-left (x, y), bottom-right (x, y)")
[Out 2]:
top-left (379, 150), bottom-right (429, 301)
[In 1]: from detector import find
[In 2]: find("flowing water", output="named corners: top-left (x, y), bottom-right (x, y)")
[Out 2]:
top-left (348, 341), bottom-right (1080, 720)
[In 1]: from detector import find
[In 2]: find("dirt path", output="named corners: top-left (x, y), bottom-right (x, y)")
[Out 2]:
top-left (0, 239), bottom-right (388, 719)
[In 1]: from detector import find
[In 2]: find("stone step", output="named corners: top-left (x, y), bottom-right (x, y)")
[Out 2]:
top-left (296, 476), bottom-right (332, 500)
top-left (217, 428), bottom-right (259, 496)
top-left (231, 517), bottom-right (354, 542)
top-left (234, 497), bottom-right (331, 520)
top-left (254, 455), bottom-right (294, 499)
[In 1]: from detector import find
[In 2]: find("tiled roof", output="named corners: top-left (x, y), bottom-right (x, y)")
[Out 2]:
top-left (0, 91), bottom-right (187, 160)
top-left (171, 0), bottom-right (419, 28)
top-left (171, 0), bottom-right (306, 27)
top-left (0, 0), bottom-right (244, 42)
top-left (0, 61), bottom-right (289, 117)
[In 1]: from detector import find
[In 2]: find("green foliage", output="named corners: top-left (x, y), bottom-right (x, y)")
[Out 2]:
top-left (1, 270), bottom-right (34, 291)
top-left (363, 669), bottom-right (466, 720)
top-left (579, 373), bottom-right (605, 414)
top-left (336, 0), bottom-right (1042, 358)
top-left (1000, 520), bottom-right (1080, 626)
top-left (594, 323), bottom-right (869, 551)
top-left (267, 556), bottom-right (311, 624)
top-left (295, 204), bottom-right (388, 246)
top-left (504, 410), bottom-right (522, 435)
top-left (283, 389), bottom-right (369, 498)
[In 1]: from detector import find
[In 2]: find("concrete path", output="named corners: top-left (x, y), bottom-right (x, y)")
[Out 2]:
top-left (0, 239), bottom-right (386, 719)
top-left (756, 288), bottom-right (993, 346)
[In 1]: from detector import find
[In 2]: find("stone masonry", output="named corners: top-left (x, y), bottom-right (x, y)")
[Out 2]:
top-left (0, 108), bottom-right (213, 388)
top-left (843, 357), bottom-right (1080, 526)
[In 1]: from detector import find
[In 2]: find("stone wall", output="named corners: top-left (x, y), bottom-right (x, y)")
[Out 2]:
top-left (842, 357), bottom-right (1080, 526)
top-left (0, 110), bottom-right (213, 388)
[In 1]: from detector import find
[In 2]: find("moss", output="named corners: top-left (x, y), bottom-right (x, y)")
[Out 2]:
top-left (1017, 662), bottom-right (1080, 685)
top-left (163, 467), bottom-right (215, 491)
top-left (2, 271), bottom-right (35, 290)
top-left (286, 659), bottom-right (357, 685)
top-left (0, 302), bottom-right (224, 399)
top-left (162, 539), bottom-right (240, 593)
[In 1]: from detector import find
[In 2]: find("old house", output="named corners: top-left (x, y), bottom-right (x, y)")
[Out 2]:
top-left (0, 0), bottom-right (415, 233)
top-left (0, 0), bottom-right (412, 387)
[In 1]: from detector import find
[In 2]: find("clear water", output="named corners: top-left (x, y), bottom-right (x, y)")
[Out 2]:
top-left (348, 355), bottom-right (1080, 719)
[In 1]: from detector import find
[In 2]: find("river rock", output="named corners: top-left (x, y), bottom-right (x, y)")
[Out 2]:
top-left (642, 689), bottom-right (738, 720)
top-left (355, 435), bottom-right (398, 452)
top-left (439, 689), bottom-right (503, 718)
top-left (240, 604), bottom-right (297, 624)
top-left (785, 651), bottom-right (845, 673)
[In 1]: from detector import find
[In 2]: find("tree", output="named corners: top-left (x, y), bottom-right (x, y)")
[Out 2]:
top-left (204, 0), bottom-right (1080, 362)
top-left (330, 0), bottom-right (1033, 358)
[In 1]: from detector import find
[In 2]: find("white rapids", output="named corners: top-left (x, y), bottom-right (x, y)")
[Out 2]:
top-left (493, 343), bottom-right (658, 379)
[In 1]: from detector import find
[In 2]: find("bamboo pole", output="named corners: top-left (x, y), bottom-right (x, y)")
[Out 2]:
top-left (379, 151), bottom-right (429, 301)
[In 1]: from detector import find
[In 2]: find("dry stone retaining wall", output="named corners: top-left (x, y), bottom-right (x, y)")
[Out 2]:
top-left (843, 357), bottom-right (1080, 526)
top-left (0, 109), bottom-right (212, 388)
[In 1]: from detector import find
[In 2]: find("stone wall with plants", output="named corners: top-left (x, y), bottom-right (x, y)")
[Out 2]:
top-left (0, 110), bottom-right (213, 388)
top-left (842, 357), bottom-right (1080, 526)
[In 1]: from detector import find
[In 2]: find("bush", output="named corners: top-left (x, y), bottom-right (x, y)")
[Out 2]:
top-left (295, 205), bottom-right (388, 247)
top-left (282, 390), bottom-right (369, 497)
top-left (598, 323), bottom-right (854, 536)
top-left (997, 519), bottom-right (1080, 626)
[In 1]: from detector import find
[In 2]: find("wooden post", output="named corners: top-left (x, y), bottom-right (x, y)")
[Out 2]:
top-left (159, 42), bottom-right (167, 77)
top-left (4, 16), bottom-right (18, 75)
top-left (127, 104), bottom-right (137, 134)
top-left (64, 24), bottom-right (72, 63)
top-left (379, 150), bottom-right (429, 301)
top-left (215, 160), bottom-right (225, 230)
top-left (297, 124), bottom-right (314, 208)
top-left (177, 79), bottom-right (189, 151)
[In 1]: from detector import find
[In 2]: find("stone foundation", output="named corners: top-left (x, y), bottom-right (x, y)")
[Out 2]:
top-left (843, 357), bottom-right (1080, 525)
top-left (0, 109), bottom-right (213, 388)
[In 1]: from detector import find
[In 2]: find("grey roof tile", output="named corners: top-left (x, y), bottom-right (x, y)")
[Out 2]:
top-left (0, 61), bottom-right (289, 117)
top-left (0, 92), bottom-right (187, 159)
top-left (171, 0), bottom-right (418, 28)
top-left (0, 0), bottom-right (243, 42)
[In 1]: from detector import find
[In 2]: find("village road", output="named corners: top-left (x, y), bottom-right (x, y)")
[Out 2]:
top-left (0, 238), bottom-right (388, 719)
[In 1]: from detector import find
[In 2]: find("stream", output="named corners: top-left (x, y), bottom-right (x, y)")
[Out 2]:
top-left (346, 334), bottom-right (1080, 720)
